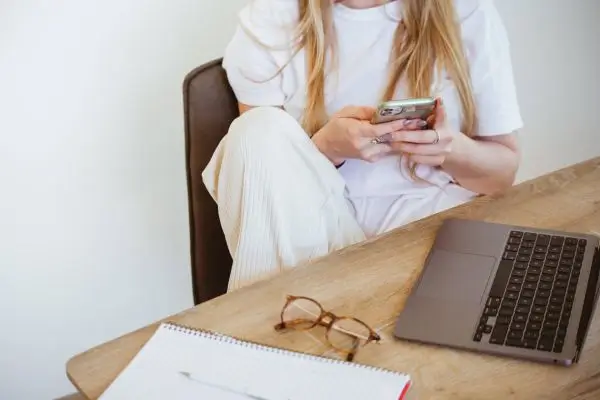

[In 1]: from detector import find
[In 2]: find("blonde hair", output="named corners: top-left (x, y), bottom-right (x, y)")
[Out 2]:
top-left (298, 0), bottom-right (476, 137)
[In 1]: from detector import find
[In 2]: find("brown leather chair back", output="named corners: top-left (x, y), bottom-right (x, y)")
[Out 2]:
top-left (183, 58), bottom-right (239, 304)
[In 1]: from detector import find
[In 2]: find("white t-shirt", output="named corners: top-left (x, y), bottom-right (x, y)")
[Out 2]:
top-left (222, 0), bottom-right (524, 237)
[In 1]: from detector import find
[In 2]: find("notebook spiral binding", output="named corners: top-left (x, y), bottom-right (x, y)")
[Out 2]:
top-left (163, 322), bottom-right (407, 379)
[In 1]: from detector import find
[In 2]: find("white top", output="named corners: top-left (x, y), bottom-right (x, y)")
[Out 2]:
top-left (222, 0), bottom-right (524, 237)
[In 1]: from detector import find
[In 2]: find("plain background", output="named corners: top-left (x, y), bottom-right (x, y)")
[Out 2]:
top-left (1, 0), bottom-right (599, 398)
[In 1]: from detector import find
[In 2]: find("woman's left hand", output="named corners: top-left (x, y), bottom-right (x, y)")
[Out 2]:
top-left (387, 97), bottom-right (456, 167)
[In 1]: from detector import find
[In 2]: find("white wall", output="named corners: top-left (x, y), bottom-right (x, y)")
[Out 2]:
top-left (0, 1), bottom-right (247, 399)
top-left (495, 0), bottom-right (600, 181)
top-left (0, 1), bottom-right (598, 399)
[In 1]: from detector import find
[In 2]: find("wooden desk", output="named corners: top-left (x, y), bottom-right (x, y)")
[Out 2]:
top-left (67, 157), bottom-right (600, 400)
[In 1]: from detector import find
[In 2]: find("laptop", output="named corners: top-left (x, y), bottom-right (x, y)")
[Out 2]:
top-left (393, 218), bottom-right (600, 366)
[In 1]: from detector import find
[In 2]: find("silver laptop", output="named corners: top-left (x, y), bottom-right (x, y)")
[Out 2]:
top-left (394, 218), bottom-right (600, 366)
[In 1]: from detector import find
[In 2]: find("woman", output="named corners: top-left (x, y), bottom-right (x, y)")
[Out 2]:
top-left (203, 0), bottom-right (523, 291)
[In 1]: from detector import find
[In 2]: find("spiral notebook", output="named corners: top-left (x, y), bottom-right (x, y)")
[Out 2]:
top-left (99, 322), bottom-right (412, 400)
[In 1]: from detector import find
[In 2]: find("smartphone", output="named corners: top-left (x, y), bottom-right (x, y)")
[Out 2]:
top-left (371, 97), bottom-right (436, 125)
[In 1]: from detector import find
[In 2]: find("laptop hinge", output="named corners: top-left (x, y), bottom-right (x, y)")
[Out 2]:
top-left (574, 244), bottom-right (600, 363)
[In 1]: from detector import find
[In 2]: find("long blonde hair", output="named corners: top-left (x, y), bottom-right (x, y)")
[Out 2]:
top-left (297, 0), bottom-right (477, 140)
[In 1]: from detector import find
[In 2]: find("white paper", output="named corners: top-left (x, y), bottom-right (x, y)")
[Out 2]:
top-left (100, 323), bottom-right (411, 400)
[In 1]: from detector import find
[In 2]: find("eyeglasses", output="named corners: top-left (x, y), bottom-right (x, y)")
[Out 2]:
top-left (274, 295), bottom-right (381, 362)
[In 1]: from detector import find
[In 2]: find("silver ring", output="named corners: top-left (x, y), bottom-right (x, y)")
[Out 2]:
top-left (432, 129), bottom-right (440, 145)
top-left (371, 137), bottom-right (383, 145)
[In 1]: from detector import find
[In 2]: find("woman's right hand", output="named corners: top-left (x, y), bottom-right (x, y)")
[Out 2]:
top-left (311, 106), bottom-right (421, 165)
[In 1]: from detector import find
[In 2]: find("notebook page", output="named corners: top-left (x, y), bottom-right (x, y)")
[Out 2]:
top-left (100, 323), bottom-right (410, 400)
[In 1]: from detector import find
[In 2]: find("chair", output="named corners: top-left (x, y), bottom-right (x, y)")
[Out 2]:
top-left (183, 58), bottom-right (239, 304)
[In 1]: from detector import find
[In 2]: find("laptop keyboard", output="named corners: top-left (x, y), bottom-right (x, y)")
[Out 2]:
top-left (473, 230), bottom-right (586, 353)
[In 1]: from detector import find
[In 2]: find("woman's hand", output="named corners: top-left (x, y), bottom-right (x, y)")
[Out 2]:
top-left (311, 106), bottom-right (410, 165)
top-left (388, 98), bottom-right (458, 167)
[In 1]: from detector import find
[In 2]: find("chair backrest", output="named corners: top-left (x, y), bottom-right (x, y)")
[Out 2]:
top-left (183, 58), bottom-right (239, 304)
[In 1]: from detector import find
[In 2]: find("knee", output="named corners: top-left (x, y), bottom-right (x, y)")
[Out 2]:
top-left (225, 107), bottom-right (308, 153)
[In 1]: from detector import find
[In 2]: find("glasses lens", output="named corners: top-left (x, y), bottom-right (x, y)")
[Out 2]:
top-left (281, 297), bottom-right (322, 330)
top-left (327, 318), bottom-right (373, 352)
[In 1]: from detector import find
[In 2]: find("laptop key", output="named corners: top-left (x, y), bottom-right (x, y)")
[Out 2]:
top-left (489, 260), bottom-right (514, 297)
top-left (525, 330), bottom-right (539, 339)
top-left (530, 314), bottom-right (543, 323)
top-left (554, 344), bottom-right (564, 353)
top-left (511, 322), bottom-right (526, 331)
top-left (519, 248), bottom-right (533, 256)
top-left (538, 282), bottom-right (552, 290)
top-left (537, 290), bottom-right (550, 298)
top-left (483, 307), bottom-right (498, 316)
top-left (487, 297), bottom-right (502, 308)
top-left (524, 233), bottom-right (537, 241)
top-left (473, 332), bottom-right (483, 342)
top-left (538, 339), bottom-right (554, 351)
top-left (508, 330), bottom-right (523, 339)
top-left (565, 238), bottom-right (578, 245)
top-left (506, 244), bottom-right (520, 252)
top-left (529, 260), bottom-right (543, 268)
top-left (506, 292), bottom-right (518, 300)
top-left (544, 321), bottom-right (559, 329)
top-left (518, 298), bottom-right (532, 306)
top-left (516, 306), bottom-right (530, 314)
top-left (533, 305), bottom-right (546, 314)
top-left (513, 314), bottom-right (527, 323)
top-left (490, 325), bottom-right (509, 344)
top-left (507, 284), bottom-right (521, 292)
top-left (534, 297), bottom-right (548, 306)
top-left (549, 304), bottom-right (562, 313)
top-left (521, 289), bottom-right (535, 298)
top-left (502, 300), bottom-right (516, 309)
top-left (537, 235), bottom-right (550, 246)
top-left (505, 338), bottom-right (524, 347)
top-left (528, 322), bottom-right (542, 331)
top-left (546, 312), bottom-right (560, 321)
top-left (514, 262), bottom-right (527, 270)
top-left (562, 251), bottom-right (575, 259)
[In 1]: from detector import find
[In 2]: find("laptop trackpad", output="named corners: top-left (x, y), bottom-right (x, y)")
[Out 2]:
top-left (415, 249), bottom-right (496, 303)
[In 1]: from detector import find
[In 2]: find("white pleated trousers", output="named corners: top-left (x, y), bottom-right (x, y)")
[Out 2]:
top-left (202, 107), bottom-right (366, 292)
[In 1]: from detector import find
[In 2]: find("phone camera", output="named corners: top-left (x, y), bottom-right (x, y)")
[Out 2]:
top-left (381, 107), bottom-right (403, 116)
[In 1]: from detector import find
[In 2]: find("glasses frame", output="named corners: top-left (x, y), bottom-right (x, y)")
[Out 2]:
top-left (274, 295), bottom-right (381, 362)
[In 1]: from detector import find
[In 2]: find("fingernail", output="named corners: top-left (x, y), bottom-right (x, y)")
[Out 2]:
top-left (417, 120), bottom-right (427, 127)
